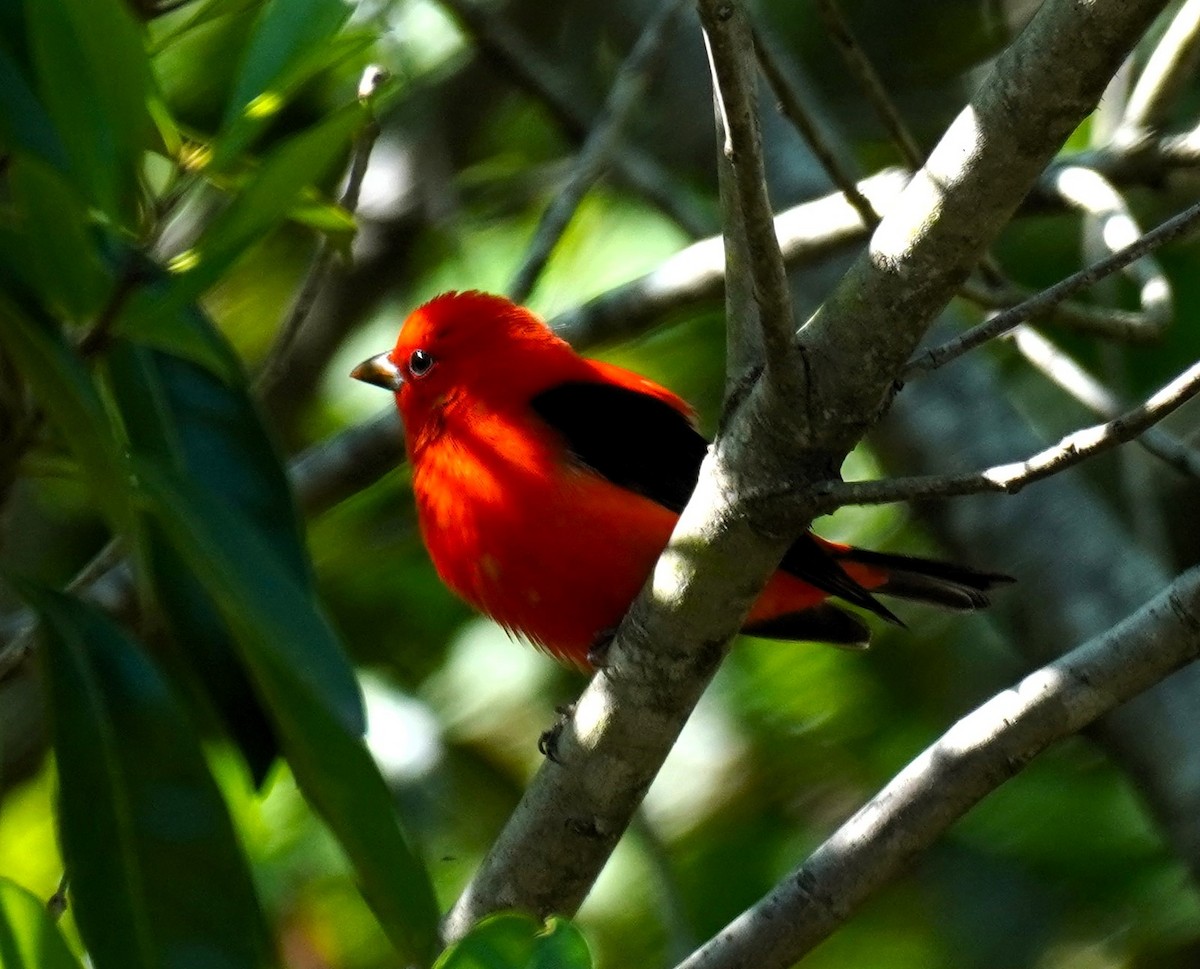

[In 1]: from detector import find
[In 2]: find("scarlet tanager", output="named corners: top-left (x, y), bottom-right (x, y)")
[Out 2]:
top-left (352, 291), bottom-right (1008, 668)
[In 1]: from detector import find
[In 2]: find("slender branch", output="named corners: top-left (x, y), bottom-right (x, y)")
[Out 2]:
top-left (1013, 325), bottom-right (1200, 479)
top-left (552, 169), bottom-right (909, 348)
top-left (255, 66), bottom-right (387, 397)
top-left (0, 538), bottom-right (126, 681)
top-left (698, 0), bottom-right (798, 382)
top-left (444, 0), bottom-right (1173, 941)
top-left (813, 0), bottom-right (924, 168)
top-left (815, 354), bottom-right (1200, 510)
top-left (1121, 0), bottom-right (1200, 135)
top-left (752, 27), bottom-right (879, 229)
top-left (957, 275), bottom-right (1155, 338)
top-left (904, 197), bottom-right (1200, 378)
top-left (1046, 164), bottom-right (1172, 328)
top-left (435, 0), bottom-right (710, 237)
top-left (675, 565), bottom-right (1200, 969)
top-left (506, 0), bottom-right (688, 303)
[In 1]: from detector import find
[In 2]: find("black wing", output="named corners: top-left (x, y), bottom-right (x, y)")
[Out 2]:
top-left (530, 380), bottom-right (708, 511)
top-left (531, 379), bottom-right (897, 624)
top-left (531, 379), bottom-right (1006, 635)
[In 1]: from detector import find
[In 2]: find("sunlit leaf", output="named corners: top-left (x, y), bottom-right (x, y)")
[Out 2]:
top-left (212, 29), bottom-right (375, 169)
top-left (0, 878), bottom-right (82, 969)
top-left (119, 103), bottom-right (363, 340)
top-left (222, 0), bottom-right (352, 129)
top-left (435, 914), bottom-right (594, 969)
top-left (17, 583), bottom-right (275, 969)
top-left (25, 0), bottom-right (152, 226)
top-left (289, 196), bottom-right (358, 235)
top-left (136, 467), bottom-right (440, 964)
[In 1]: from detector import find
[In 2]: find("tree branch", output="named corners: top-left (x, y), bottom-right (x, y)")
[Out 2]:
top-left (1012, 325), bottom-right (1200, 479)
top-left (813, 354), bottom-right (1200, 509)
top-left (699, 0), bottom-right (798, 382)
top-left (904, 196), bottom-right (1200, 378)
top-left (434, 0), bottom-right (710, 237)
top-left (443, 0), bottom-right (1173, 940)
top-left (799, 0), bottom-right (1174, 453)
top-left (675, 565), bottom-right (1200, 969)
top-left (506, 0), bottom-right (688, 302)
top-left (255, 66), bottom-right (387, 399)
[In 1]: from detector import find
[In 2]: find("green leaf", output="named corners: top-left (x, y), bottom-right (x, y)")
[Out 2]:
top-left (0, 878), bottom-right (83, 969)
top-left (17, 583), bottom-right (275, 969)
top-left (435, 914), bottom-right (594, 969)
top-left (222, 0), bottom-right (352, 128)
top-left (105, 311), bottom-right (310, 781)
top-left (25, 0), bottom-right (153, 226)
top-left (116, 285), bottom-right (241, 381)
top-left (136, 464), bottom-right (362, 736)
top-left (0, 298), bottom-right (129, 531)
top-left (289, 194), bottom-right (358, 239)
top-left (119, 103), bottom-right (363, 340)
top-left (0, 44), bottom-right (69, 171)
top-left (136, 466), bottom-right (440, 964)
top-left (212, 28), bottom-right (375, 170)
top-left (4, 157), bottom-right (109, 321)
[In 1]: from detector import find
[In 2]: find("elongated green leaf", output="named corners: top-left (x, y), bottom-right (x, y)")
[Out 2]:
top-left (120, 103), bottom-right (363, 345)
top-left (136, 468), bottom-right (439, 964)
top-left (0, 298), bottom-right (129, 531)
top-left (435, 914), bottom-right (593, 969)
top-left (191, 102), bottom-right (363, 274)
top-left (136, 465), bottom-right (362, 735)
top-left (115, 286), bottom-right (240, 381)
top-left (222, 0), bottom-right (351, 127)
top-left (0, 878), bottom-right (83, 969)
top-left (25, 0), bottom-right (152, 226)
top-left (212, 28), bottom-right (374, 170)
top-left (17, 583), bottom-right (275, 969)
top-left (0, 44), bottom-right (68, 171)
top-left (5, 157), bottom-right (109, 321)
top-left (105, 310), bottom-right (311, 781)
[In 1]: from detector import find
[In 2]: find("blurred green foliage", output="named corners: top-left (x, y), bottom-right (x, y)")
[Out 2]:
top-left (2, 0), bottom-right (1200, 968)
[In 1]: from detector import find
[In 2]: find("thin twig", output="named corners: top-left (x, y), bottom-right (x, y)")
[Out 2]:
top-left (813, 0), bottom-right (924, 168)
top-left (435, 0), bottom-right (709, 237)
top-left (255, 66), bottom-right (388, 397)
top-left (957, 276), bottom-right (1155, 339)
top-left (815, 355), bottom-right (1200, 510)
top-left (674, 566), bottom-right (1200, 969)
top-left (506, 0), bottom-right (688, 303)
top-left (811, 0), bottom-right (1018, 293)
top-left (1047, 164), bottom-right (1172, 328)
top-left (752, 27), bottom-right (879, 229)
top-left (1013, 326), bottom-right (1200, 479)
top-left (904, 198), bottom-right (1200, 378)
top-left (699, 0), bottom-right (798, 381)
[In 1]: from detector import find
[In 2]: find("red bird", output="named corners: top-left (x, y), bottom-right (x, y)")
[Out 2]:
top-left (353, 291), bottom-right (1007, 668)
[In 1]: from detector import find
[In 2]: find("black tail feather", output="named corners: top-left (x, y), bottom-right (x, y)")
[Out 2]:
top-left (743, 603), bottom-right (872, 650)
top-left (838, 547), bottom-right (1014, 612)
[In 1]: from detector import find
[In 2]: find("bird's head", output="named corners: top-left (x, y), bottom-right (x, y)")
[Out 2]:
top-left (351, 290), bottom-right (573, 431)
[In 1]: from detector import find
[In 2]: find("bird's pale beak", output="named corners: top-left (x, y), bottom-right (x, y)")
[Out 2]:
top-left (351, 352), bottom-right (404, 391)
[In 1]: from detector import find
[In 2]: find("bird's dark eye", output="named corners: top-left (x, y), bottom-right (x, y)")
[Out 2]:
top-left (408, 349), bottom-right (435, 377)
